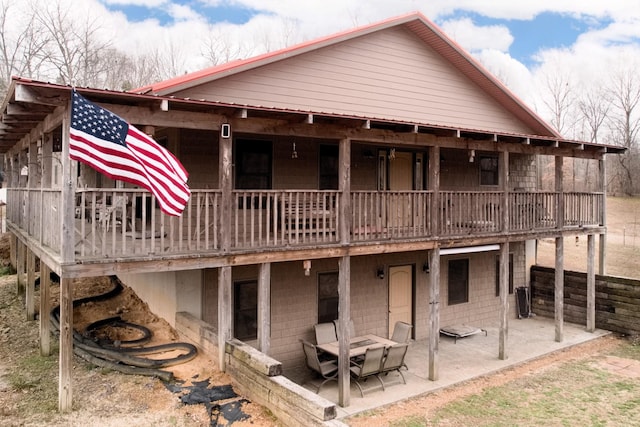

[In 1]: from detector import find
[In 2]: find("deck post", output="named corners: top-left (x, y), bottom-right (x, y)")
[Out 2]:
top-left (428, 247), bottom-right (440, 381)
top-left (16, 239), bottom-right (25, 300)
top-left (39, 263), bottom-right (51, 356)
top-left (337, 255), bottom-right (351, 407)
top-left (554, 236), bottom-right (564, 342)
top-left (257, 262), bottom-right (271, 353)
top-left (218, 266), bottom-right (232, 371)
top-left (219, 122), bottom-right (232, 253)
top-left (429, 146), bottom-right (440, 235)
top-left (58, 277), bottom-right (73, 412)
top-left (498, 241), bottom-right (509, 359)
top-left (337, 137), bottom-right (352, 407)
top-left (554, 156), bottom-right (564, 342)
top-left (26, 249), bottom-right (35, 321)
top-left (59, 97), bottom-right (76, 412)
top-left (598, 155), bottom-right (606, 275)
top-left (500, 151), bottom-right (509, 232)
top-left (586, 234), bottom-right (596, 332)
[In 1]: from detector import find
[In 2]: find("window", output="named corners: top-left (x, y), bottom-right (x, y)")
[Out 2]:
top-left (479, 155), bottom-right (499, 186)
top-left (318, 272), bottom-right (339, 323)
top-left (495, 254), bottom-right (514, 297)
top-left (233, 280), bottom-right (257, 341)
top-left (319, 145), bottom-right (338, 190)
top-left (235, 139), bottom-right (272, 189)
top-left (448, 259), bottom-right (469, 305)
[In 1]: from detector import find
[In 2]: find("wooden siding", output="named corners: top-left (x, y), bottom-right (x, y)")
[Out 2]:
top-left (172, 27), bottom-right (535, 135)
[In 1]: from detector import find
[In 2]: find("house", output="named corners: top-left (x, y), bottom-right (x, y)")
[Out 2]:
top-left (0, 11), bottom-right (624, 424)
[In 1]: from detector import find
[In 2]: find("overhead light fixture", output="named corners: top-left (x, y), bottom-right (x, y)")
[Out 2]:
top-left (291, 142), bottom-right (298, 159)
top-left (469, 149), bottom-right (475, 163)
top-left (423, 261), bottom-right (430, 273)
top-left (303, 260), bottom-right (311, 276)
top-left (376, 266), bottom-right (385, 280)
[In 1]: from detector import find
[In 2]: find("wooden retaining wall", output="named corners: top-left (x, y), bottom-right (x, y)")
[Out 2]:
top-left (530, 266), bottom-right (640, 336)
top-left (175, 312), bottom-right (343, 427)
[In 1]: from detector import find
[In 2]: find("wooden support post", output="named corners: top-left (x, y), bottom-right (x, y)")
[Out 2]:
top-left (428, 247), bottom-right (440, 381)
top-left (257, 262), bottom-right (271, 353)
top-left (219, 123), bottom-right (232, 253)
top-left (599, 155), bottom-right (607, 275)
top-left (500, 151), bottom-right (509, 232)
top-left (555, 156), bottom-right (564, 229)
top-left (337, 255), bottom-right (351, 408)
top-left (586, 234), bottom-right (596, 332)
top-left (555, 237), bottom-right (564, 342)
top-left (218, 266), bottom-right (232, 371)
top-left (58, 277), bottom-right (73, 412)
top-left (26, 250), bottom-right (35, 321)
top-left (338, 138), bottom-right (351, 244)
top-left (429, 146), bottom-right (440, 236)
top-left (498, 242), bottom-right (509, 360)
top-left (16, 239), bottom-right (25, 300)
top-left (40, 263), bottom-right (51, 356)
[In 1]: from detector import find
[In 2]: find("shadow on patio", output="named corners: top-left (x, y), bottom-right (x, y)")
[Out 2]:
top-left (293, 317), bottom-right (610, 419)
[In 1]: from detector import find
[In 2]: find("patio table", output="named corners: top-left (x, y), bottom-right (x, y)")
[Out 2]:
top-left (317, 334), bottom-right (397, 358)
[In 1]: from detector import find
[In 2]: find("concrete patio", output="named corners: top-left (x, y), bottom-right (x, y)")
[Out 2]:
top-left (297, 316), bottom-right (610, 419)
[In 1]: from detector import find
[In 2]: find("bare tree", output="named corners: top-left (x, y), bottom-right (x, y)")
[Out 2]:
top-left (575, 85), bottom-right (611, 190)
top-left (606, 51), bottom-right (640, 195)
top-left (32, 0), bottom-right (113, 87)
top-left (201, 24), bottom-right (253, 66)
top-left (0, 0), bottom-right (48, 93)
top-left (540, 67), bottom-right (577, 137)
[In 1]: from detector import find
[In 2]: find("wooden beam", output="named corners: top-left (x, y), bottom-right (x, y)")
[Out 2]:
top-left (61, 105), bottom-right (76, 263)
top-left (428, 247), bottom-right (440, 381)
top-left (219, 124), bottom-right (232, 253)
top-left (555, 236), bottom-right (564, 342)
top-left (58, 277), bottom-right (73, 412)
top-left (26, 249), bottom-right (35, 321)
top-left (586, 234), bottom-right (596, 332)
top-left (337, 255), bottom-right (351, 407)
top-left (16, 239), bottom-right (25, 301)
top-left (339, 138), bottom-right (351, 244)
top-left (257, 262), bottom-right (271, 353)
top-left (429, 146), bottom-right (440, 236)
top-left (217, 266), bottom-right (232, 371)
top-left (599, 155), bottom-right (607, 275)
top-left (498, 242), bottom-right (509, 360)
top-left (40, 263), bottom-right (51, 356)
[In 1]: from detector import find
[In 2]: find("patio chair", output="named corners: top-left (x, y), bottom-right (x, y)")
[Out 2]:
top-left (378, 343), bottom-right (409, 386)
top-left (391, 321), bottom-right (412, 343)
top-left (333, 318), bottom-right (356, 340)
top-left (349, 346), bottom-right (385, 397)
top-left (301, 340), bottom-right (338, 393)
top-left (314, 322), bottom-right (338, 345)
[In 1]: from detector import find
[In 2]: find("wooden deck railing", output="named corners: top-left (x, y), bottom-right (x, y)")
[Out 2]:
top-left (351, 191), bottom-right (431, 241)
top-left (6, 188), bottom-right (605, 261)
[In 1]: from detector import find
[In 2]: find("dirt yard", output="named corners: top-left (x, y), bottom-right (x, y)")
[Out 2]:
top-left (1, 197), bottom-right (639, 426)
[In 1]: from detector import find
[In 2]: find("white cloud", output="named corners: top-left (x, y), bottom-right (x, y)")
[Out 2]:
top-left (439, 18), bottom-right (513, 53)
top-left (101, 0), bottom-right (166, 6)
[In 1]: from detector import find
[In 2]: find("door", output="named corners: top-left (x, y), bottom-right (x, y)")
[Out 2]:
top-left (388, 151), bottom-right (413, 229)
top-left (388, 265), bottom-right (413, 338)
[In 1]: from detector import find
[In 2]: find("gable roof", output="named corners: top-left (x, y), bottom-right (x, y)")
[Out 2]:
top-left (132, 12), bottom-right (561, 138)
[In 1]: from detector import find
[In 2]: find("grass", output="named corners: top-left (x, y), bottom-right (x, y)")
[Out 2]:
top-left (388, 340), bottom-right (640, 426)
top-left (7, 346), bottom-right (59, 413)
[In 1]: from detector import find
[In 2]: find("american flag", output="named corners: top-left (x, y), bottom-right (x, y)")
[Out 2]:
top-left (69, 90), bottom-right (190, 216)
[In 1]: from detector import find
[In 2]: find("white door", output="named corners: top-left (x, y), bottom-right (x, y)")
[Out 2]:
top-left (388, 151), bottom-right (414, 229)
top-left (388, 265), bottom-right (413, 338)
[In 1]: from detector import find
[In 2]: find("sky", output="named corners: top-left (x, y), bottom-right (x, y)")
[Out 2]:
top-left (17, 1), bottom-right (640, 130)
